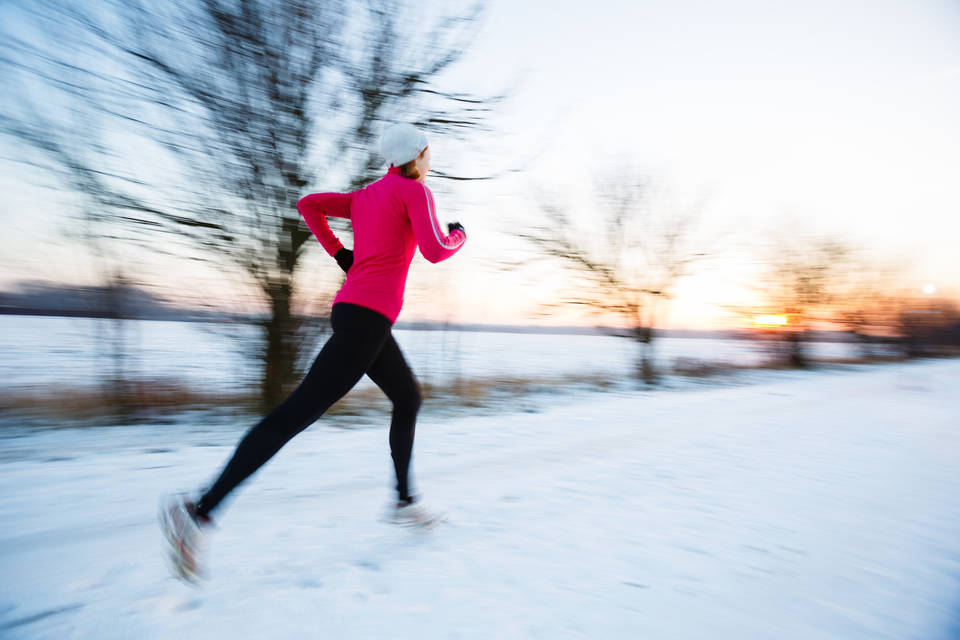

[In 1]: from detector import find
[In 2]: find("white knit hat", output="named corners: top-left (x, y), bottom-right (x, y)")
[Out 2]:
top-left (380, 123), bottom-right (428, 167)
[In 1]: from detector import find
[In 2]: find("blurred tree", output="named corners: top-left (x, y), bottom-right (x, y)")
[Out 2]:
top-left (750, 236), bottom-right (851, 368)
top-left (1, 0), bottom-right (494, 410)
top-left (895, 297), bottom-right (960, 358)
top-left (520, 172), bottom-right (708, 384)
top-left (829, 257), bottom-right (903, 359)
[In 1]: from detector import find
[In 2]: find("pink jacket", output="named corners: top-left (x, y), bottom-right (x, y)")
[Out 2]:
top-left (298, 166), bottom-right (466, 323)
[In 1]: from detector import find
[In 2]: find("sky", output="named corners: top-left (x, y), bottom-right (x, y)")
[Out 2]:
top-left (434, 0), bottom-right (960, 327)
top-left (1, 0), bottom-right (959, 328)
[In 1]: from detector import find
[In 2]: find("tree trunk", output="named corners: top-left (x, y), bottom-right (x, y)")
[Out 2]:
top-left (260, 281), bottom-right (301, 412)
top-left (634, 326), bottom-right (658, 385)
top-left (787, 331), bottom-right (807, 368)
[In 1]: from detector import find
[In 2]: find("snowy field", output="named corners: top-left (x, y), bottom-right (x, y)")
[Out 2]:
top-left (1, 358), bottom-right (958, 638)
top-left (0, 315), bottom-right (862, 391)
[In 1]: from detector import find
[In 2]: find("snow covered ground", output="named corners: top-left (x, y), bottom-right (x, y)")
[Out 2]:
top-left (0, 315), bottom-right (862, 391)
top-left (1, 359), bottom-right (958, 638)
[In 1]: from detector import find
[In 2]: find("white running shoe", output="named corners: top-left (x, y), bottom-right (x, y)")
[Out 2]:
top-left (159, 494), bottom-right (213, 583)
top-left (386, 500), bottom-right (445, 531)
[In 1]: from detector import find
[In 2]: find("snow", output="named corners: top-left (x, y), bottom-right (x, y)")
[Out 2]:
top-left (1, 359), bottom-right (959, 638)
top-left (0, 315), bottom-right (862, 391)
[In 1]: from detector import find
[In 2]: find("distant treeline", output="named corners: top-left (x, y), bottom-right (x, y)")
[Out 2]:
top-left (0, 281), bottom-right (737, 337)
top-left (6, 281), bottom-right (951, 343)
top-left (0, 281), bottom-right (238, 323)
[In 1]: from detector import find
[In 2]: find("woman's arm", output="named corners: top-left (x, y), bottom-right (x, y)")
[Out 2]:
top-left (406, 183), bottom-right (466, 263)
top-left (297, 192), bottom-right (352, 256)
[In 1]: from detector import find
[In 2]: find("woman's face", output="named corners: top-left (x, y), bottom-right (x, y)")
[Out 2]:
top-left (414, 146), bottom-right (431, 182)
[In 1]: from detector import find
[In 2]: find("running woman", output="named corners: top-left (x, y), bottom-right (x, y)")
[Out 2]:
top-left (160, 123), bottom-right (466, 581)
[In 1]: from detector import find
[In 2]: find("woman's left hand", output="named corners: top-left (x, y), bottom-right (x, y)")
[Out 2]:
top-left (334, 248), bottom-right (354, 273)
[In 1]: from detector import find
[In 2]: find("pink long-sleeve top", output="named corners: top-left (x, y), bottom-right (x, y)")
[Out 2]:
top-left (297, 166), bottom-right (466, 323)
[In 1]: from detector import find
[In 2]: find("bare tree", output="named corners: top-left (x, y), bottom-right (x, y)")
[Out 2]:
top-left (520, 171), bottom-right (707, 383)
top-left (895, 296), bottom-right (960, 358)
top-left (748, 236), bottom-right (850, 367)
top-left (1, 0), bottom-right (495, 410)
top-left (828, 257), bottom-right (904, 359)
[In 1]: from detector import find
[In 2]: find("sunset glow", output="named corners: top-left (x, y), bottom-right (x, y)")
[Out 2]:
top-left (753, 315), bottom-right (788, 327)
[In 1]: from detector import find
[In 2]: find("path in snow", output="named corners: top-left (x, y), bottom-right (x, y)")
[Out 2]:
top-left (1, 360), bottom-right (958, 638)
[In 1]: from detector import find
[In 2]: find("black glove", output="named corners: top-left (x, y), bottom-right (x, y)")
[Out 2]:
top-left (447, 222), bottom-right (466, 237)
top-left (334, 248), bottom-right (353, 273)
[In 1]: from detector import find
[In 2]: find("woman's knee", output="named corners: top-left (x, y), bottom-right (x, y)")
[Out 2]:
top-left (394, 385), bottom-right (422, 416)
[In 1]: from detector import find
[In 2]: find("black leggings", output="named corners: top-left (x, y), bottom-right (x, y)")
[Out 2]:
top-left (195, 302), bottom-right (421, 517)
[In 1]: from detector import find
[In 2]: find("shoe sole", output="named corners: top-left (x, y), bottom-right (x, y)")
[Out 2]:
top-left (387, 512), bottom-right (447, 531)
top-left (158, 496), bottom-right (203, 583)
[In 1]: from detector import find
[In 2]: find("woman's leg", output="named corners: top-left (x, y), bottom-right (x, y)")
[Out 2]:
top-left (365, 333), bottom-right (422, 504)
top-left (195, 304), bottom-right (392, 517)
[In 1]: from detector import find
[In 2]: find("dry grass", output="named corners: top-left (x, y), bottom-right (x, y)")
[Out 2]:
top-left (669, 356), bottom-right (805, 378)
top-left (4, 351), bottom-right (955, 426)
top-left (0, 379), bottom-right (257, 424)
top-left (296, 372), bottom-right (616, 416)
top-left (669, 351), bottom-right (932, 379)
top-left (811, 354), bottom-right (911, 366)
top-left (0, 372), bottom-right (616, 425)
